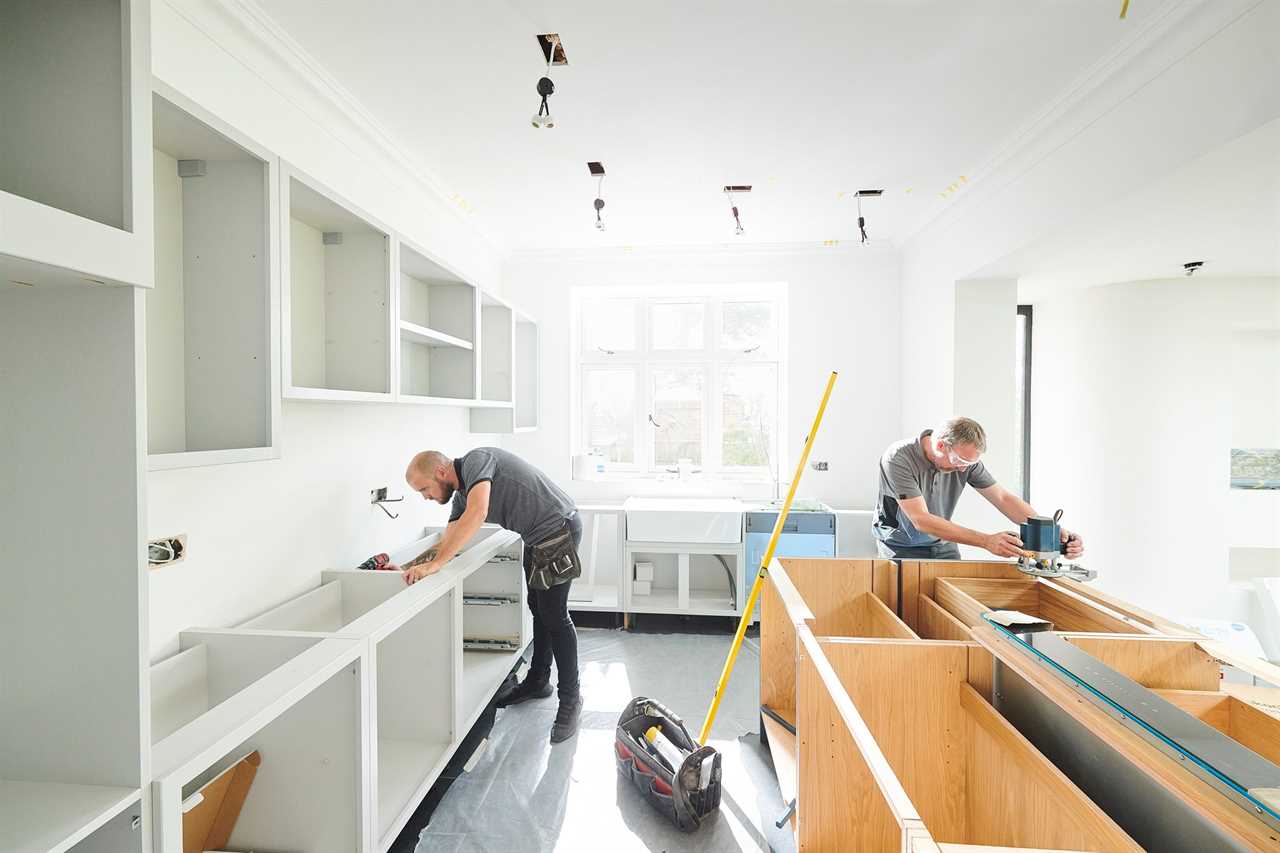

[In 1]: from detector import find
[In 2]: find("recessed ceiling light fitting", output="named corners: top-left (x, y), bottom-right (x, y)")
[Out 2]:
top-left (854, 189), bottom-right (883, 244)
top-left (589, 162), bottom-right (606, 231)
top-left (1184, 261), bottom-right (1205, 277)
top-left (724, 185), bottom-right (750, 236)
top-left (532, 35), bottom-right (561, 129)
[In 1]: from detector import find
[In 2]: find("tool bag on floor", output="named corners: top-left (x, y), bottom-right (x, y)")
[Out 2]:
top-left (614, 696), bottom-right (722, 831)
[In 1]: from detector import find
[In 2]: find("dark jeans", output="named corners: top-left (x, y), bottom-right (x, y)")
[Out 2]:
top-left (525, 513), bottom-right (581, 700)
top-left (874, 539), bottom-right (962, 560)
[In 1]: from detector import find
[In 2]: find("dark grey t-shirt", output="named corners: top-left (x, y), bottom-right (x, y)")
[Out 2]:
top-left (449, 447), bottom-right (577, 546)
top-left (872, 430), bottom-right (996, 548)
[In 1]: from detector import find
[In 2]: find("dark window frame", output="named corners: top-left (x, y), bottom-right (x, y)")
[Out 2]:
top-left (1017, 304), bottom-right (1033, 501)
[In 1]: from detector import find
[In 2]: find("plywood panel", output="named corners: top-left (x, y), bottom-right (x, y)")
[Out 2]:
top-left (1229, 697), bottom-right (1280, 766)
top-left (967, 645), bottom-right (994, 703)
top-left (960, 685), bottom-right (1139, 851)
top-left (325, 231), bottom-right (389, 393)
top-left (149, 150), bottom-right (188, 454)
top-left (1055, 578), bottom-right (1195, 635)
top-left (762, 713), bottom-right (798, 833)
top-left (942, 579), bottom-right (1039, 612)
top-left (919, 596), bottom-right (973, 643)
top-left (859, 593), bottom-right (920, 640)
top-left (778, 559), bottom-right (887, 636)
top-left (822, 640), bottom-right (968, 843)
top-left (1153, 689), bottom-right (1231, 732)
top-left (289, 218), bottom-right (326, 388)
top-left (934, 579), bottom-right (990, 629)
top-left (905, 562), bottom-right (1032, 633)
top-left (761, 566), bottom-right (809, 716)
top-left (1060, 636), bottom-right (1220, 691)
top-left (1037, 583), bottom-right (1157, 634)
top-left (797, 640), bottom-right (904, 853)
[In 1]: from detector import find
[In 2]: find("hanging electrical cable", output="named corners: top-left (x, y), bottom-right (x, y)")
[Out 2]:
top-left (853, 189), bottom-right (883, 244)
top-left (532, 35), bottom-right (559, 128)
top-left (723, 185), bottom-right (750, 236)
top-left (589, 162), bottom-right (606, 231)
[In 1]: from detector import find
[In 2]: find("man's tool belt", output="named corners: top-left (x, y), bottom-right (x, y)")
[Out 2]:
top-left (525, 521), bottom-right (581, 591)
top-left (614, 696), bottom-right (722, 831)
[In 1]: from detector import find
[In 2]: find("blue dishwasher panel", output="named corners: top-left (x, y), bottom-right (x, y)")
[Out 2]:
top-left (744, 511), bottom-right (835, 593)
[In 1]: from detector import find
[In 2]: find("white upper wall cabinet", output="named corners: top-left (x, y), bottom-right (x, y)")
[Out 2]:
top-left (0, 0), bottom-right (154, 289)
top-left (395, 239), bottom-right (478, 404)
top-left (470, 299), bottom-right (538, 433)
top-left (283, 164), bottom-right (394, 401)
top-left (147, 87), bottom-right (281, 470)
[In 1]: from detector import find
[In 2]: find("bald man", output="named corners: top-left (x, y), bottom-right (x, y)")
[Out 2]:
top-left (397, 447), bottom-right (583, 743)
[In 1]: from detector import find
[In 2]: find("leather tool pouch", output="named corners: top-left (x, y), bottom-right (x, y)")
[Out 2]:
top-left (526, 523), bottom-right (581, 591)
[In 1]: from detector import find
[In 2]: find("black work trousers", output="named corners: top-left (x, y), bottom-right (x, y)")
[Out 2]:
top-left (524, 513), bottom-right (581, 701)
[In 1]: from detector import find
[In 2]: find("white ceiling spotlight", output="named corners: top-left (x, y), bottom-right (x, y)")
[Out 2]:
top-left (724, 185), bottom-right (750, 236)
top-left (589, 162), bottom-right (606, 231)
top-left (854, 189), bottom-right (883, 244)
top-left (532, 34), bottom-right (565, 129)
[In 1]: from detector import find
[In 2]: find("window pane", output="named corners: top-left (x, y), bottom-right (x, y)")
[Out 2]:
top-left (650, 302), bottom-right (706, 350)
top-left (584, 367), bottom-right (635, 464)
top-left (582, 298), bottom-right (637, 353)
top-left (1013, 309), bottom-right (1030, 499)
top-left (722, 364), bottom-right (778, 468)
top-left (721, 301), bottom-right (775, 351)
top-left (652, 366), bottom-right (704, 466)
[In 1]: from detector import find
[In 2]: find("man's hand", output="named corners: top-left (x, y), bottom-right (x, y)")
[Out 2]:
top-left (984, 531), bottom-right (1025, 559)
top-left (403, 562), bottom-right (440, 585)
top-left (1062, 529), bottom-right (1085, 559)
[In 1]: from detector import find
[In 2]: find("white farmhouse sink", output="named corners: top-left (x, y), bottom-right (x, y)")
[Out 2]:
top-left (624, 497), bottom-right (744, 544)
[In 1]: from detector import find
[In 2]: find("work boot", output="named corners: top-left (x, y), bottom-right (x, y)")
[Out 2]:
top-left (550, 694), bottom-right (583, 743)
top-left (496, 673), bottom-right (552, 708)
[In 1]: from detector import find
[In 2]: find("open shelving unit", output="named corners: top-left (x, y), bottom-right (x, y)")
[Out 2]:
top-left (283, 163), bottom-right (393, 401)
top-left (622, 543), bottom-right (744, 617)
top-left (1, 286), bottom-right (148, 853)
top-left (459, 536), bottom-right (530, 728)
top-left (147, 87), bottom-right (280, 470)
top-left (395, 239), bottom-right (478, 404)
top-left (470, 298), bottom-right (539, 433)
top-left (151, 636), bottom-right (367, 853)
top-left (0, 0), bottom-right (153, 289)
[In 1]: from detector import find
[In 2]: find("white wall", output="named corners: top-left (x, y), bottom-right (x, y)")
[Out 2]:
top-left (1030, 277), bottom-right (1280, 620)
top-left (502, 245), bottom-right (902, 510)
top-left (146, 0), bottom-right (503, 656)
top-left (950, 278), bottom-right (1019, 551)
top-left (897, 0), bottom-right (1280, 434)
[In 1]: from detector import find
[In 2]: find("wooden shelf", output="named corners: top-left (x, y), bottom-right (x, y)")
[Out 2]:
top-left (399, 320), bottom-right (473, 350)
top-left (462, 648), bottom-right (525, 728)
top-left (0, 781), bottom-right (140, 853)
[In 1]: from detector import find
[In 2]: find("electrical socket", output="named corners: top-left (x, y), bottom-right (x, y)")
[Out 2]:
top-left (148, 534), bottom-right (187, 569)
top-left (811, 461), bottom-right (829, 471)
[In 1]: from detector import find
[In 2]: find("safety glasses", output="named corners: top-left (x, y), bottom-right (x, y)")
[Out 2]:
top-left (945, 445), bottom-right (980, 469)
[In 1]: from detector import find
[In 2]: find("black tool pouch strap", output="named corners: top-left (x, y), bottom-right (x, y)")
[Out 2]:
top-left (526, 522), bottom-right (582, 591)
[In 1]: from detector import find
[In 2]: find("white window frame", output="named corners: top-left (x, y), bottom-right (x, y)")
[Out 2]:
top-left (570, 283), bottom-right (788, 481)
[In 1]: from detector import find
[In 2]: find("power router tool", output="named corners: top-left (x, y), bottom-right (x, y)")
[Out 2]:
top-left (1016, 509), bottom-right (1096, 582)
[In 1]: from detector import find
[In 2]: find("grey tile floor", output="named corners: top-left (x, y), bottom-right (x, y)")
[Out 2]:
top-left (413, 627), bottom-right (796, 853)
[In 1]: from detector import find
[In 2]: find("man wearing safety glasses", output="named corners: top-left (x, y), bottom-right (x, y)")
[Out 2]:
top-left (872, 416), bottom-right (1084, 560)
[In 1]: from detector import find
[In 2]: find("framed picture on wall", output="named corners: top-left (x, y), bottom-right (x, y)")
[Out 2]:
top-left (1231, 449), bottom-right (1280, 489)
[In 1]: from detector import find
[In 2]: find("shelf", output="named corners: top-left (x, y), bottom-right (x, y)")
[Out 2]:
top-left (627, 589), bottom-right (738, 616)
top-left (0, 0), bottom-right (153, 289)
top-left (377, 738), bottom-right (450, 846)
top-left (0, 781), bottom-right (139, 853)
top-left (151, 638), bottom-right (365, 853)
top-left (462, 648), bottom-right (525, 729)
top-left (147, 89), bottom-right (278, 468)
top-left (569, 584), bottom-right (621, 612)
top-left (400, 320), bottom-right (473, 350)
top-left (284, 165), bottom-right (392, 397)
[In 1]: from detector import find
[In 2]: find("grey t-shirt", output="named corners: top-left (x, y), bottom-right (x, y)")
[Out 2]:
top-left (872, 430), bottom-right (996, 548)
top-left (449, 447), bottom-right (577, 546)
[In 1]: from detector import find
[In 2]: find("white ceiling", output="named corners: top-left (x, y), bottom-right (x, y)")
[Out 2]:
top-left (253, 0), bottom-right (1172, 251)
top-left (989, 117), bottom-right (1280, 301)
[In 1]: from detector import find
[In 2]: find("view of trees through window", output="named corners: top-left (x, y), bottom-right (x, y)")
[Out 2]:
top-left (576, 288), bottom-right (784, 475)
